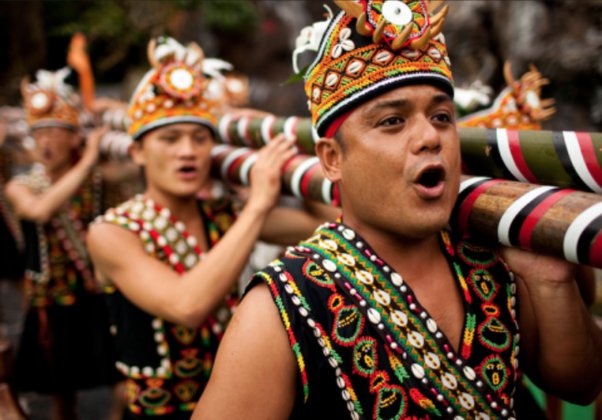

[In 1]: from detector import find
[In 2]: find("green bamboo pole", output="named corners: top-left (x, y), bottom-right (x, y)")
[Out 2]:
top-left (216, 114), bottom-right (602, 194)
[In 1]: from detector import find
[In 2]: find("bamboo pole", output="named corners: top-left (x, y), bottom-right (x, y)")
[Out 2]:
top-left (211, 143), bottom-right (602, 268)
top-left (214, 114), bottom-right (602, 194)
top-left (210, 144), bottom-right (340, 206)
top-left (95, 127), bottom-right (602, 267)
top-left (453, 176), bottom-right (602, 267)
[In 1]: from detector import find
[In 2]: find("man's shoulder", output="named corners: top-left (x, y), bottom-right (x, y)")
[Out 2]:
top-left (251, 244), bottom-right (341, 300)
top-left (92, 195), bottom-right (146, 232)
top-left (8, 164), bottom-right (48, 192)
top-left (253, 249), bottom-right (313, 280)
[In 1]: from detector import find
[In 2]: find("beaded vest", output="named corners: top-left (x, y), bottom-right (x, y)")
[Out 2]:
top-left (254, 222), bottom-right (520, 419)
top-left (15, 164), bottom-right (102, 307)
top-left (97, 194), bottom-right (237, 417)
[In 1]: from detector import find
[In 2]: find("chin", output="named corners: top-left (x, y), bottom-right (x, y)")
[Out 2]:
top-left (175, 188), bottom-right (202, 199)
top-left (406, 212), bottom-right (451, 238)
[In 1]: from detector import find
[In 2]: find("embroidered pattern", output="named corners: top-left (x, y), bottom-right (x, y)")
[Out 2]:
top-left (257, 222), bottom-right (520, 418)
top-left (97, 194), bottom-right (237, 416)
top-left (16, 166), bottom-right (102, 307)
top-left (303, 3), bottom-right (452, 136)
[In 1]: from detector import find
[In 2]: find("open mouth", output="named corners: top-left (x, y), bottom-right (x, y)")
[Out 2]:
top-left (416, 167), bottom-right (445, 188)
top-left (178, 166), bottom-right (197, 174)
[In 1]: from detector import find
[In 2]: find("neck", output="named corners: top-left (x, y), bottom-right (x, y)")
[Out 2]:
top-left (341, 216), bottom-right (445, 281)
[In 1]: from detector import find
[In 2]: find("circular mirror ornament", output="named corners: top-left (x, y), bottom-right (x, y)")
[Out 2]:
top-left (28, 90), bottom-right (55, 115)
top-left (158, 63), bottom-right (204, 101)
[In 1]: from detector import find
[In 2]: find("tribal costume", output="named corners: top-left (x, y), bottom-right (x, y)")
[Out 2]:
top-left (97, 195), bottom-right (237, 418)
top-left (14, 164), bottom-right (119, 393)
top-left (253, 222), bottom-right (520, 419)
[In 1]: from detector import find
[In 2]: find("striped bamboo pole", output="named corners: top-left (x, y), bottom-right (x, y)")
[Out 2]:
top-left (96, 129), bottom-right (602, 267)
top-left (211, 144), bottom-right (602, 268)
top-left (217, 114), bottom-right (317, 155)
top-left (453, 176), bottom-right (602, 268)
top-left (215, 114), bottom-right (602, 194)
top-left (460, 128), bottom-right (602, 194)
top-left (210, 144), bottom-right (340, 206)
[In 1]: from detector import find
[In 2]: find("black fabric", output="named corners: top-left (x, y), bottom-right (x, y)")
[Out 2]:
top-left (15, 292), bottom-right (119, 393)
top-left (103, 197), bottom-right (238, 418)
top-left (0, 214), bottom-right (24, 279)
top-left (253, 225), bottom-right (519, 418)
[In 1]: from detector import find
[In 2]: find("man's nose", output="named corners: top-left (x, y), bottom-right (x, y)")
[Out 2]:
top-left (412, 116), bottom-right (442, 154)
top-left (35, 135), bottom-right (50, 148)
top-left (177, 136), bottom-right (197, 156)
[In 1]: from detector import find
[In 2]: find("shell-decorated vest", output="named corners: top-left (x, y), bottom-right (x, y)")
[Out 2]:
top-left (15, 164), bottom-right (102, 307)
top-left (254, 222), bottom-right (520, 420)
top-left (96, 194), bottom-right (237, 417)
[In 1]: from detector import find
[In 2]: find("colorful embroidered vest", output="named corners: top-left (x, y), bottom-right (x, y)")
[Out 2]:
top-left (16, 164), bottom-right (102, 307)
top-left (97, 194), bottom-right (237, 417)
top-left (255, 222), bottom-right (520, 419)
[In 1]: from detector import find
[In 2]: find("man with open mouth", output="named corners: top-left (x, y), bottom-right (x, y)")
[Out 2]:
top-left (87, 36), bottom-right (334, 420)
top-left (5, 64), bottom-right (120, 418)
top-left (195, 1), bottom-right (602, 419)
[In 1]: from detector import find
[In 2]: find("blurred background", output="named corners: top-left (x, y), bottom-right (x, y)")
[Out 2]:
top-left (1, 1), bottom-right (601, 418)
top-left (1, 0), bottom-right (602, 131)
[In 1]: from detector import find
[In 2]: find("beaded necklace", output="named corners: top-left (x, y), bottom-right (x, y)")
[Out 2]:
top-left (114, 194), bottom-right (238, 329)
top-left (100, 194), bottom-right (237, 382)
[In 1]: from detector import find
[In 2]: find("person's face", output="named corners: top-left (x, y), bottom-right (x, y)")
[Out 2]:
top-left (317, 84), bottom-right (460, 241)
top-left (131, 123), bottom-right (213, 199)
top-left (32, 126), bottom-right (80, 173)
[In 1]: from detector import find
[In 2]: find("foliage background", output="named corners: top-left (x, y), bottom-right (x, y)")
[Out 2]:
top-left (1, 0), bottom-right (601, 131)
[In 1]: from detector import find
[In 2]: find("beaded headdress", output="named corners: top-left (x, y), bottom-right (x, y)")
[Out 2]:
top-left (21, 67), bottom-right (80, 131)
top-left (128, 37), bottom-right (232, 140)
top-left (297, 0), bottom-right (453, 137)
top-left (458, 61), bottom-right (556, 130)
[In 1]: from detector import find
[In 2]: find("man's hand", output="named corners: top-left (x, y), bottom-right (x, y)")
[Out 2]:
top-left (246, 134), bottom-right (297, 214)
top-left (0, 119), bottom-right (7, 148)
top-left (500, 246), bottom-right (576, 286)
top-left (81, 126), bottom-right (109, 168)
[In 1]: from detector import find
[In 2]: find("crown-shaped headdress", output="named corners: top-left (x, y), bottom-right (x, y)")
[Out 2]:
top-left (298, 0), bottom-right (453, 137)
top-left (128, 37), bottom-right (232, 140)
top-left (21, 67), bottom-right (80, 131)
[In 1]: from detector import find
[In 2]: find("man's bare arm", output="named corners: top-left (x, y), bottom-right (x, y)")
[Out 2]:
top-left (503, 247), bottom-right (602, 404)
top-left (88, 136), bottom-right (297, 328)
top-left (5, 127), bottom-right (105, 223)
top-left (192, 283), bottom-right (297, 419)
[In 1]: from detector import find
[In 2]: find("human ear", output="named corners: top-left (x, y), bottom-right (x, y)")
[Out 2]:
top-left (129, 141), bottom-right (145, 166)
top-left (315, 137), bottom-right (342, 183)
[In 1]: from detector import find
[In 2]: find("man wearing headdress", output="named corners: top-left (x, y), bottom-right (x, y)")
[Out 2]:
top-left (5, 65), bottom-right (119, 418)
top-left (87, 36), bottom-right (333, 419)
top-left (195, 2), bottom-right (602, 418)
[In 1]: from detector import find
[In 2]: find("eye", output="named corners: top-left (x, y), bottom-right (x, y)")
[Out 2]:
top-left (432, 112), bottom-right (454, 124)
top-left (193, 134), bottom-right (210, 144)
top-left (159, 136), bottom-right (178, 143)
top-left (382, 1), bottom-right (413, 26)
top-left (378, 116), bottom-right (405, 127)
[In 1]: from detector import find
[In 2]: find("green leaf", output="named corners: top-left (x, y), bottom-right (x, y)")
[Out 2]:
top-left (283, 66), bottom-right (309, 85)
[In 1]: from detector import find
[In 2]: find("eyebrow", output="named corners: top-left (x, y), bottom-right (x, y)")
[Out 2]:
top-left (366, 99), bottom-right (410, 114)
top-left (363, 92), bottom-right (454, 118)
top-left (158, 128), bottom-right (209, 135)
top-left (431, 93), bottom-right (454, 106)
